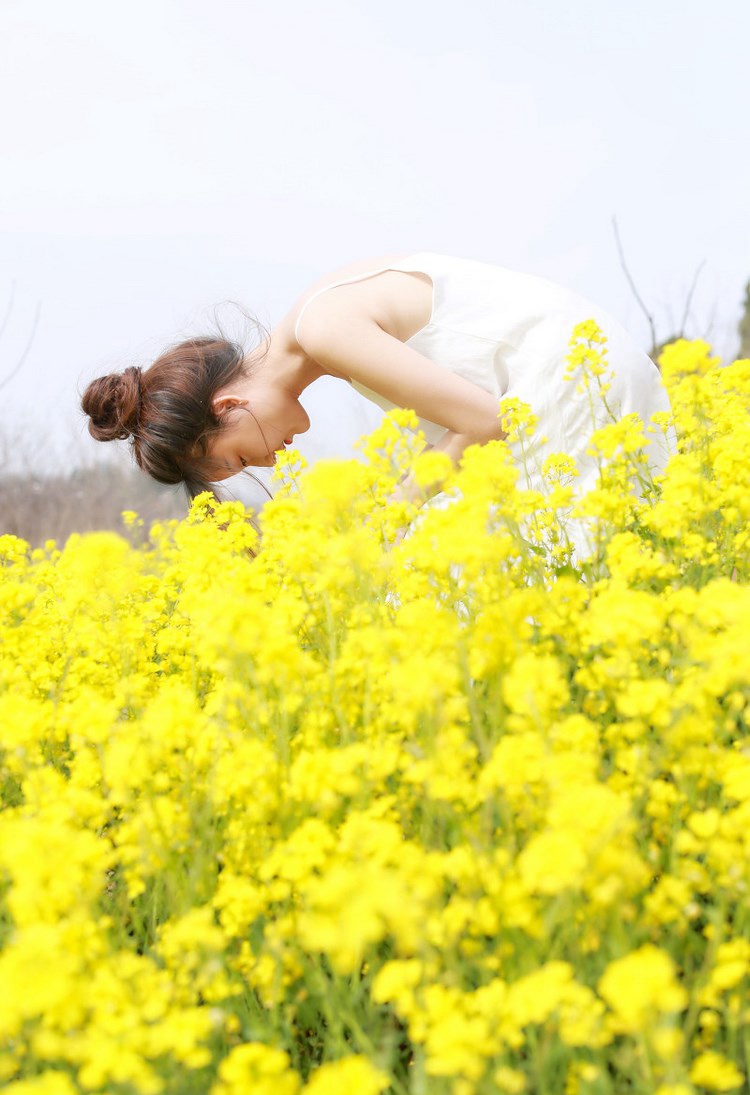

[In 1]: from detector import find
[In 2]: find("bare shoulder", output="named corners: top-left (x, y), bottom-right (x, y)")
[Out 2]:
top-left (287, 252), bottom-right (432, 349)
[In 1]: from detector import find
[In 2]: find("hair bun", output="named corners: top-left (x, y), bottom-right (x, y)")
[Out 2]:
top-left (81, 366), bottom-right (143, 442)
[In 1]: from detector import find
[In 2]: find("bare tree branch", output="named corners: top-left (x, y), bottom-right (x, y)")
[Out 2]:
top-left (677, 260), bottom-right (706, 337)
top-left (0, 281), bottom-right (16, 343)
top-left (703, 298), bottom-right (720, 347)
top-left (611, 215), bottom-right (658, 353)
top-left (0, 300), bottom-right (41, 393)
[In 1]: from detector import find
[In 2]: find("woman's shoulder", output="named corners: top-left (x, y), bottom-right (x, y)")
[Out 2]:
top-left (285, 253), bottom-right (432, 347)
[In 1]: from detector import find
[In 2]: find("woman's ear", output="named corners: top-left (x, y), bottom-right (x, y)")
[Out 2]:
top-left (211, 394), bottom-right (248, 416)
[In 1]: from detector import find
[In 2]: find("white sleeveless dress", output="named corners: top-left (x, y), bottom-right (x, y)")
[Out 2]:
top-left (294, 252), bottom-right (672, 531)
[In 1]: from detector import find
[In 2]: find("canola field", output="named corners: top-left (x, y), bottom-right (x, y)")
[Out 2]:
top-left (1, 329), bottom-right (750, 1095)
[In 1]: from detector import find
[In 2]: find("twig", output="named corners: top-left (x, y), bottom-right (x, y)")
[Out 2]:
top-left (611, 215), bottom-right (658, 353)
top-left (0, 281), bottom-right (16, 343)
top-left (678, 260), bottom-right (706, 337)
top-left (0, 300), bottom-right (41, 392)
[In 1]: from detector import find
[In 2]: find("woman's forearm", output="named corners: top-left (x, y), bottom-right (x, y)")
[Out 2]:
top-left (429, 429), bottom-right (477, 465)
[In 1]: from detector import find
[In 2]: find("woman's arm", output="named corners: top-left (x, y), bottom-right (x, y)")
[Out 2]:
top-left (297, 300), bottom-right (506, 448)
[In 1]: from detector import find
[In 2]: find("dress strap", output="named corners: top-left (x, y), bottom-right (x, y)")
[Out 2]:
top-left (294, 264), bottom-right (405, 344)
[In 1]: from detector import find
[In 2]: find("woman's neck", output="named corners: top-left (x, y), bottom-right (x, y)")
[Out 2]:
top-left (248, 331), bottom-right (325, 397)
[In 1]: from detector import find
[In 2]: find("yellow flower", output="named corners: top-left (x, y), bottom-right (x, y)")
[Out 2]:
top-left (541, 452), bottom-right (580, 482)
top-left (371, 959), bottom-right (424, 1016)
top-left (210, 1043), bottom-right (300, 1095)
top-left (689, 1052), bottom-right (744, 1091)
top-left (598, 945), bottom-right (687, 1033)
top-left (493, 1065), bottom-right (527, 1093)
top-left (658, 338), bottom-right (720, 380)
top-left (501, 651), bottom-right (570, 722)
top-left (412, 449), bottom-right (454, 491)
top-left (302, 1056), bottom-right (389, 1095)
top-left (3, 1074), bottom-right (78, 1095)
top-left (518, 831), bottom-right (587, 895)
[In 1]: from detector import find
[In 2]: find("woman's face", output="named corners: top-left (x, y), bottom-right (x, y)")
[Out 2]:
top-left (205, 377), bottom-right (310, 480)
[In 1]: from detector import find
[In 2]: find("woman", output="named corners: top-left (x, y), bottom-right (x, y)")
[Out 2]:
top-left (82, 251), bottom-right (671, 505)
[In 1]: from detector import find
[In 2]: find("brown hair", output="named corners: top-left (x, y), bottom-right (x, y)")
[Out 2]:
top-left (81, 333), bottom-right (263, 497)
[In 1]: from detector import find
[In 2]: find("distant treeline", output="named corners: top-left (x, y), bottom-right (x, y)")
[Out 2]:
top-left (0, 459), bottom-right (185, 546)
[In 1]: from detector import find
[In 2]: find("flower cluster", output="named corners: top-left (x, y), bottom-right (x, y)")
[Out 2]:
top-left (0, 330), bottom-right (749, 1094)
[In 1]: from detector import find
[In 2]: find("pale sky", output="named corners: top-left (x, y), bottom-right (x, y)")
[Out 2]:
top-left (1, 0), bottom-right (748, 502)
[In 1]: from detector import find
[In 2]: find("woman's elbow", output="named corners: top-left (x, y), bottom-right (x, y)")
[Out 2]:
top-left (471, 414), bottom-right (507, 445)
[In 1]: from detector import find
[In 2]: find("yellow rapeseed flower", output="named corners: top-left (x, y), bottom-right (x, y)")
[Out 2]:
top-left (598, 945), bottom-right (688, 1033)
top-left (302, 1056), bottom-right (389, 1095)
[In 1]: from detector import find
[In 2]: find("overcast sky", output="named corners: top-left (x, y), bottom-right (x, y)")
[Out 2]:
top-left (1, 0), bottom-right (748, 494)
